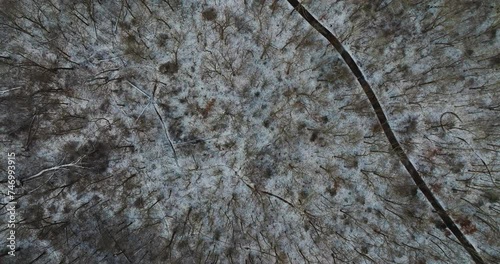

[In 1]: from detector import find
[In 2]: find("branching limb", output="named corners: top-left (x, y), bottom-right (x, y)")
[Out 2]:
top-left (23, 157), bottom-right (84, 183)
top-left (125, 80), bottom-right (179, 167)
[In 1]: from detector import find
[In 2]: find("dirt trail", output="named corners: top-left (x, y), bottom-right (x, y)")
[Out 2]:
top-left (284, 1), bottom-right (485, 263)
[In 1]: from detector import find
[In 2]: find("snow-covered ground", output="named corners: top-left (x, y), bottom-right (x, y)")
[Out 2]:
top-left (0, 0), bottom-right (498, 263)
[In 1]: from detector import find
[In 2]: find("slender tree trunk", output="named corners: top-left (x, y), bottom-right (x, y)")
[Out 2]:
top-left (283, 1), bottom-right (485, 263)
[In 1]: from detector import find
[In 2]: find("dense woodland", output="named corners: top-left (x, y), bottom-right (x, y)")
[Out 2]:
top-left (0, 0), bottom-right (499, 263)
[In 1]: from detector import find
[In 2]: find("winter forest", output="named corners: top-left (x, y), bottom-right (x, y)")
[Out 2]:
top-left (0, 0), bottom-right (499, 263)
